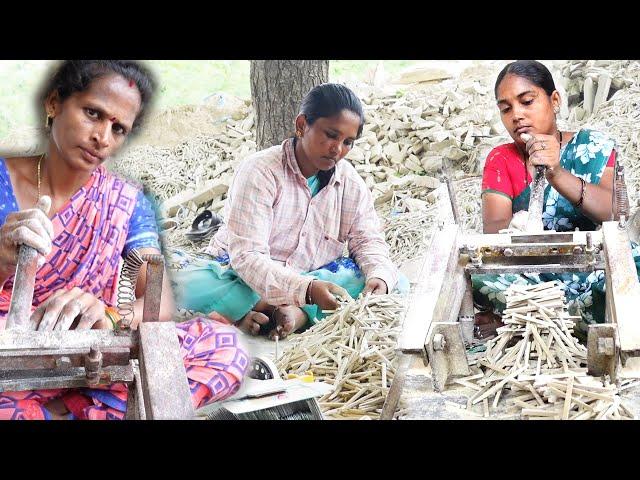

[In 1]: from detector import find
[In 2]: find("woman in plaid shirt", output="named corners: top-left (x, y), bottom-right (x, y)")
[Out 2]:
top-left (173, 84), bottom-right (405, 340)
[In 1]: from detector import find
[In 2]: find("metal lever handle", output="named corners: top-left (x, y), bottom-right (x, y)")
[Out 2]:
top-left (6, 196), bottom-right (52, 330)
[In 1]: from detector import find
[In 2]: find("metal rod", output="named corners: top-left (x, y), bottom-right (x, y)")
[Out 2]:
top-left (141, 254), bottom-right (164, 323)
top-left (443, 157), bottom-right (461, 225)
top-left (466, 262), bottom-right (605, 275)
top-left (6, 245), bottom-right (39, 330)
top-left (526, 165), bottom-right (546, 232)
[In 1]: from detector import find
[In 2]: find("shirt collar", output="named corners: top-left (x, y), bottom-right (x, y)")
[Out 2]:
top-left (282, 137), bottom-right (342, 186)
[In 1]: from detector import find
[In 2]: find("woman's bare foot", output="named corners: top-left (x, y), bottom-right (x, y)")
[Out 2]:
top-left (474, 310), bottom-right (503, 339)
top-left (268, 306), bottom-right (308, 340)
top-left (237, 310), bottom-right (270, 336)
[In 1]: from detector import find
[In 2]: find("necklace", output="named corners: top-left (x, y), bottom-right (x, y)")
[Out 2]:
top-left (36, 153), bottom-right (44, 202)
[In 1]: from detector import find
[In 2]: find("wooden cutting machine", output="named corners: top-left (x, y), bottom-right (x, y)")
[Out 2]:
top-left (0, 247), bottom-right (195, 420)
top-left (381, 155), bottom-right (640, 418)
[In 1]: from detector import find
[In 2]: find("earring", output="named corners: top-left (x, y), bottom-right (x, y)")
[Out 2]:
top-left (296, 130), bottom-right (303, 138)
top-left (45, 111), bottom-right (53, 129)
top-left (554, 106), bottom-right (560, 114)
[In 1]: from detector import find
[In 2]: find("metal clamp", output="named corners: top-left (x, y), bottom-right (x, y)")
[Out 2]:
top-left (424, 322), bottom-right (470, 392)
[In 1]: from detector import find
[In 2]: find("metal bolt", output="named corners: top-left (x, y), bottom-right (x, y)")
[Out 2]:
top-left (503, 248), bottom-right (513, 257)
top-left (619, 214), bottom-right (627, 230)
top-left (85, 346), bottom-right (103, 386)
top-left (55, 356), bottom-right (72, 369)
top-left (88, 346), bottom-right (101, 361)
top-left (433, 333), bottom-right (446, 351)
top-left (470, 246), bottom-right (483, 267)
top-left (573, 246), bottom-right (584, 255)
top-left (549, 248), bottom-right (559, 255)
top-left (585, 232), bottom-right (595, 269)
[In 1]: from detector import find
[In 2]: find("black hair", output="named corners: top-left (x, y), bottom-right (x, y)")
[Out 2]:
top-left (298, 83), bottom-right (365, 190)
top-left (39, 60), bottom-right (156, 133)
top-left (299, 83), bottom-right (365, 137)
top-left (494, 60), bottom-right (556, 98)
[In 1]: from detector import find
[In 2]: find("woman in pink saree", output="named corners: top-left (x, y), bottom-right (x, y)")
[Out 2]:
top-left (0, 60), bottom-right (248, 419)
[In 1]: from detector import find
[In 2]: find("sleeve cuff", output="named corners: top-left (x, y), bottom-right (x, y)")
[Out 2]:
top-left (295, 276), bottom-right (315, 307)
top-left (367, 266), bottom-right (397, 293)
top-left (481, 189), bottom-right (513, 200)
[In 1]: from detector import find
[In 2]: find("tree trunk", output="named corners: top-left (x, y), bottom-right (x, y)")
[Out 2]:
top-left (250, 60), bottom-right (329, 150)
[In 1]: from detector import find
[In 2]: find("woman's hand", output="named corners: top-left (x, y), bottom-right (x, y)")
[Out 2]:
top-left (30, 287), bottom-right (111, 331)
top-left (308, 280), bottom-right (351, 310)
top-left (362, 277), bottom-right (388, 295)
top-left (521, 133), bottom-right (561, 179)
top-left (0, 196), bottom-right (54, 282)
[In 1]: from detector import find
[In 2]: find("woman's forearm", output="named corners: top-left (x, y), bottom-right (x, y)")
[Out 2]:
top-left (483, 218), bottom-right (510, 234)
top-left (548, 168), bottom-right (613, 223)
top-left (482, 194), bottom-right (513, 234)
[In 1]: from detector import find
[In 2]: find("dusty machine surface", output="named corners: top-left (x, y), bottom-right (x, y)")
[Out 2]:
top-left (0, 248), bottom-right (195, 420)
top-left (382, 158), bottom-right (640, 420)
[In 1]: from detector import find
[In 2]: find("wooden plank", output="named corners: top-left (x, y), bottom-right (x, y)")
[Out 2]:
top-left (159, 180), bottom-right (229, 217)
top-left (562, 375), bottom-right (574, 420)
top-left (398, 224), bottom-right (460, 352)
top-left (138, 322), bottom-right (194, 419)
top-left (602, 221), bottom-right (640, 355)
top-left (380, 353), bottom-right (413, 420)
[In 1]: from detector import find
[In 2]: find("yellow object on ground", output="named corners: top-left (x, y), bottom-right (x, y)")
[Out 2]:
top-left (285, 371), bottom-right (315, 383)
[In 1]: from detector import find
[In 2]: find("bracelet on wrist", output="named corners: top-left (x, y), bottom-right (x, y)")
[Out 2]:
top-left (573, 177), bottom-right (587, 208)
top-left (306, 279), bottom-right (315, 305)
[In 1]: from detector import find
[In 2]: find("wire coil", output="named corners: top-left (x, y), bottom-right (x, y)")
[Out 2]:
top-left (615, 164), bottom-right (630, 220)
top-left (117, 249), bottom-right (145, 328)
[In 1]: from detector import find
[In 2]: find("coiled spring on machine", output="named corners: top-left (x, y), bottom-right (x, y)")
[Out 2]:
top-left (117, 249), bottom-right (145, 328)
top-left (614, 164), bottom-right (630, 220)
